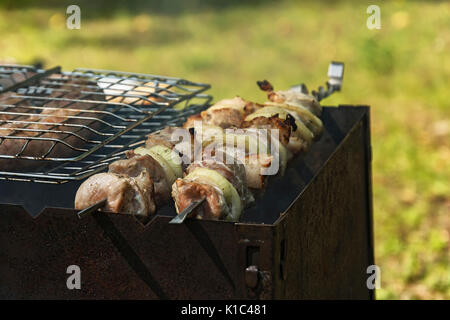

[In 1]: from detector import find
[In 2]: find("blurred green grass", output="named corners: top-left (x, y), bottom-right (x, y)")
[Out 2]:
top-left (0, 0), bottom-right (449, 299)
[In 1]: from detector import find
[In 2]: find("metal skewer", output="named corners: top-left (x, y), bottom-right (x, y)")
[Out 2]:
top-left (77, 198), bottom-right (107, 219)
top-left (169, 197), bottom-right (206, 224)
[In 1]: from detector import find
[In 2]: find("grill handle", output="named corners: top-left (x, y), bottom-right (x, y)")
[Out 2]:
top-left (290, 61), bottom-right (344, 102)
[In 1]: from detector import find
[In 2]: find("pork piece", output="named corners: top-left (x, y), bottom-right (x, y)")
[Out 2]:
top-left (212, 96), bottom-right (262, 115)
top-left (0, 80), bottom-right (106, 171)
top-left (103, 81), bottom-right (170, 105)
top-left (213, 96), bottom-right (248, 109)
top-left (186, 97), bottom-right (262, 130)
top-left (183, 113), bottom-right (203, 129)
top-left (22, 85), bottom-right (106, 158)
top-left (243, 113), bottom-right (310, 155)
top-left (201, 107), bottom-right (242, 128)
top-left (107, 157), bottom-right (156, 213)
top-left (145, 126), bottom-right (189, 150)
top-left (0, 90), bottom-right (45, 150)
top-left (262, 102), bottom-right (323, 139)
top-left (110, 152), bottom-right (170, 206)
top-left (199, 128), bottom-right (275, 189)
top-left (257, 80), bottom-right (322, 116)
top-left (200, 97), bottom-right (248, 128)
top-left (74, 172), bottom-right (152, 216)
top-left (0, 92), bottom-right (35, 121)
top-left (145, 126), bottom-right (194, 166)
top-left (244, 154), bottom-right (273, 189)
top-left (0, 92), bottom-right (37, 151)
top-left (241, 114), bottom-right (292, 146)
top-left (201, 141), bottom-right (273, 189)
top-left (0, 92), bottom-right (51, 169)
top-left (0, 68), bottom-right (36, 92)
top-left (243, 99), bottom-right (264, 115)
top-left (172, 179), bottom-right (229, 220)
top-left (129, 171), bottom-right (155, 215)
top-left (186, 158), bottom-right (254, 207)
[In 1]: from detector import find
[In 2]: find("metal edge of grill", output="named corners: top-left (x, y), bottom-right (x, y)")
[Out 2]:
top-left (0, 65), bottom-right (212, 184)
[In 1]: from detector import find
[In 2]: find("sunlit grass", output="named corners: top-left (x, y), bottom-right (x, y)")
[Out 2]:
top-left (0, 0), bottom-right (449, 299)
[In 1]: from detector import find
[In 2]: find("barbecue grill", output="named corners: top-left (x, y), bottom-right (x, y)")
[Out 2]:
top-left (0, 64), bottom-right (374, 299)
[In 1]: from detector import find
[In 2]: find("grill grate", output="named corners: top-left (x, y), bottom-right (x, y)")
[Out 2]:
top-left (0, 64), bottom-right (42, 92)
top-left (0, 66), bottom-right (211, 184)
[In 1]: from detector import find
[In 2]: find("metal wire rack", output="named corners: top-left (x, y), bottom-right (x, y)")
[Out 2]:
top-left (0, 66), bottom-right (211, 184)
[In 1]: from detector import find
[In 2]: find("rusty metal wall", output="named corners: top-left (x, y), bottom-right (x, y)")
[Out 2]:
top-left (273, 107), bottom-right (373, 299)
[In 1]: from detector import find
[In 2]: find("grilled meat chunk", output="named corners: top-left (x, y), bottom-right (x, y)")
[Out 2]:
top-left (102, 80), bottom-right (171, 105)
top-left (0, 68), bottom-right (36, 92)
top-left (243, 106), bottom-right (313, 155)
top-left (145, 126), bottom-right (180, 150)
top-left (243, 154), bottom-right (273, 189)
top-left (257, 79), bottom-right (322, 116)
top-left (263, 102), bottom-right (323, 138)
top-left (242, 114), bottom-right (291, 146)
top-left (145, 126), bottom-right (195, 168)
top-left (0, 79), bottom-right (106, 171)
top-left (186, 159), bottom-right (254, 207)
top-left (74, 172), bottom-right (152, 216)
top-left (189, 96), bottom-right (262, 130)
top-left (200, 96), bottom-right (253, 128)
top-left (201, 107), bottom-right (243, 128)
top-left (172, 178), bottom-right (229, 220)
top-left (110, 152), bottom-right (170, 206)
top-left (200, 133), bottom-right (275, 188)
top-left (183, 113), bottom-right (203, 129)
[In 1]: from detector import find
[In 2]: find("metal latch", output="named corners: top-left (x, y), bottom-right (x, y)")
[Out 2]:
top-left (242, 244), bottom-right (272, 299)
top-left (245, 265), bottom-right (259, 289)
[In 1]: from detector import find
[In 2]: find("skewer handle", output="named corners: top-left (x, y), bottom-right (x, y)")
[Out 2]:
top-left (327, 61), bottom-right (344, 91)
top-left (77, 198), bottom-right (107, 219)
top-left (290, 61), bottom-right (345, 102)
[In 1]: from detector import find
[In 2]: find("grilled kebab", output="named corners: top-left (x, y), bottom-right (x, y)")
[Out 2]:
top-left (75, 80), bottom-right (324, 221)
